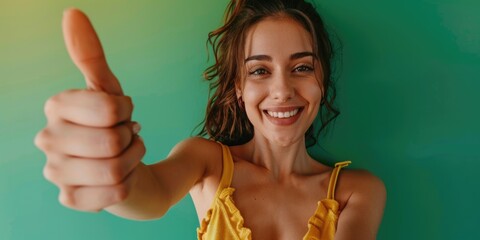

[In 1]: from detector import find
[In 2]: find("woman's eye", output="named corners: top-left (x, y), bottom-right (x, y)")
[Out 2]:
top-left (249, 68), bottom-right (268, 75)
top-left (294, 65), bottom-right (314, 72)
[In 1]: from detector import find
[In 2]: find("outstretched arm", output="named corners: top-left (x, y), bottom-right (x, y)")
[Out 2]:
top-left (105, 137), bottom-right (221, 220)
top-left (35, 9), bottom-right (219, 221)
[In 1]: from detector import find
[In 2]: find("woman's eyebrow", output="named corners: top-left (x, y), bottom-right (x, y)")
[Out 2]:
top-left (244, 51), bottom-right (316, 63)
top-left (290, 51), bottom-right (316, 60)
top-left (244, 55), bottom-right (271, 63)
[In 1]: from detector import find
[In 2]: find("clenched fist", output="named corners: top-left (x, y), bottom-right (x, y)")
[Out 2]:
top-left (35, 9), bottom-right (146, 212)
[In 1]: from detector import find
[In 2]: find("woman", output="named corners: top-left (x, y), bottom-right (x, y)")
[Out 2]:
top-left (35, 0), bottom-right (386, 239)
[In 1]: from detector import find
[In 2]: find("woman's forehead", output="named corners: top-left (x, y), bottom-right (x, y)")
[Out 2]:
top-left (244, 17), bottom-right (314, 58)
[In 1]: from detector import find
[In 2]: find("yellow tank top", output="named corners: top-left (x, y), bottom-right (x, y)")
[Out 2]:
top-left (197, 144), bottom-right (351, 240)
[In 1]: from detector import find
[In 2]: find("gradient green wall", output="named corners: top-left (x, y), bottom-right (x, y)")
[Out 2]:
top-left (1, 0), bottom-right (479, 239)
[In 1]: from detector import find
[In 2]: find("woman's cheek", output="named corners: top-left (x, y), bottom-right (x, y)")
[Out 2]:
top-left (242, 82), bottom-right (266, 122)
top-left (305, 80), bottom-right (323, 103)
top-left (242, 81), bottom-right (265, 105)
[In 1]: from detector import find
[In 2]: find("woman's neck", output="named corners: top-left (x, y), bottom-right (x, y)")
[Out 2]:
top-left (242, 135), bottom-right (315, 181)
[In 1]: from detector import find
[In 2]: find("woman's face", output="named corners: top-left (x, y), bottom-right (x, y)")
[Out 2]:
top-left (240, 17), bottom-right (323, 146)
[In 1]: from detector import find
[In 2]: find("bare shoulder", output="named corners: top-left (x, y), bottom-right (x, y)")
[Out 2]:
top-left (167, 137), bottom-right (223, 183)
top-left (341, 169), bottom-right (386, 197)
top-left (168, 137), bottom-right (222, 159)
top-left (337, 169), bottom-right (386, 209)
top-left (169, 138), bottom-right (224, 219)
top-left (335, 168), bottom-right (387, 239)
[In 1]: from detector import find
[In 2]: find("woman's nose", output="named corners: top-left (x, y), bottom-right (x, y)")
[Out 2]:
top-left (270, 72), bottom-right (294, 102)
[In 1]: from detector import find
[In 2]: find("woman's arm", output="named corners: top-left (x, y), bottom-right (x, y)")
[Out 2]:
top-left (35, 9), bottom-right (220, 221)
top-left (104, 137), bottom-right (221, 220)
top-left (335, 171), bottom-right (387, 240)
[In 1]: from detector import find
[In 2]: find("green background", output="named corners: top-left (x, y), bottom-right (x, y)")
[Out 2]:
top-left (1, 0), bottom-right (479, 239)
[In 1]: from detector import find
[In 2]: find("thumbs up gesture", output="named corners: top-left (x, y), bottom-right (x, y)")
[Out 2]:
top-left (35, 9), bottom-right (146, 212)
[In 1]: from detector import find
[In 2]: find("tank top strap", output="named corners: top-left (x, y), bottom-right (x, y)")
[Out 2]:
top-left (215, 142), bottom-right (235, 198)
top-left (326, 161), bottom-right (351, 200)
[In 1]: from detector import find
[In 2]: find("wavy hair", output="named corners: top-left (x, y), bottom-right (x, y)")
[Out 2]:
top-left (197, 0), bottom-right (339, 146)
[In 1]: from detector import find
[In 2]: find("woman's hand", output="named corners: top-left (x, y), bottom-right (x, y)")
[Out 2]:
top-left (34, 9), bottom-right (146, 212)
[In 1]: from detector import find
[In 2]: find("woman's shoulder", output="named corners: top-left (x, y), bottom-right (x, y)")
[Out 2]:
top-left (336, 166), bottom-right (386, 211)
top-left (341, 168), bottom-right (385, 191)
top-left (170, 137), bottom-right (222, 156)
top-left (333, 166), bottom-right (386, 238)
top-left (168, 137), bottom-right (224, 173)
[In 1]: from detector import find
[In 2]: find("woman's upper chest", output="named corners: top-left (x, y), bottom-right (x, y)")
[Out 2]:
top-left (229, 161), bottom-right (331, 239)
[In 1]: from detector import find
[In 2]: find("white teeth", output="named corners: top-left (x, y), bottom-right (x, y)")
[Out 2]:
top-left (267, 109), bottom-right (299, 118)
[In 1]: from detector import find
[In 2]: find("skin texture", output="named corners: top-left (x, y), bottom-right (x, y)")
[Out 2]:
top-left (35, 9), bottom-right (386, 240)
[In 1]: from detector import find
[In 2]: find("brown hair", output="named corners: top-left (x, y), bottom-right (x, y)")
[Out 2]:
top-left (197, 0), bottom-right (339, 146)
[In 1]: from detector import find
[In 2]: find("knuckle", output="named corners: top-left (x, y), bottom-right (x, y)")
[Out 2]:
top-left (44, 96), bottom-right (58, 117)
top-left (101, 159), bottom-right (124, 184)
top-left (113, 184), bottom-right (129, 202)
top-left (58, 189), bottom-right (75, 208)
top-left (100, 129), bottom-right (124, 157)
top-left (99, 95), bottom-right (122, 125)
top-left (44, 90), bottom-right (79, 119)
top-left (34, 129), bottom-right (49, 151)
top-left (43, 164), bottom-right (59, 184)
top-left (125, 96), bottom-right (134, 112)
top-left (137, 141), bottom-right (147, 158)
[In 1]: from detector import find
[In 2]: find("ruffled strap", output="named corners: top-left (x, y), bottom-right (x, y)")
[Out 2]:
top-left (197, 143), bottom-right (252, 240)
top-left (215, 143), bottom-right (234, 198)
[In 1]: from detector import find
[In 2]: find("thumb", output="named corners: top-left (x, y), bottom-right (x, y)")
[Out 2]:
top-left (62, 8), bottom-right (124, 96)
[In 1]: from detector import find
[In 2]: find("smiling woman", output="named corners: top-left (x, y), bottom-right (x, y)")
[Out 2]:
top-left (34, 0), bottom-right (385, 239)
top-left (199, 0), bottom-right (340, 148)
top-left (241, 18), bottom-right (323, 147)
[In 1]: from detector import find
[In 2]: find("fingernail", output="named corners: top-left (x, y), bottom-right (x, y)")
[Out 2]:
top-left (132, 122), bottom-right (141, 134)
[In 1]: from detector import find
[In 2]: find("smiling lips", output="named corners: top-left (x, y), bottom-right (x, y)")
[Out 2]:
top-left (263, 107), bottom-right (303, 125)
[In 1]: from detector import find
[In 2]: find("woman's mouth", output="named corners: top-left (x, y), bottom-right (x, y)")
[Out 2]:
top-left (263, 107), bottom-right (304, 126)
top-left (266, 108), bottom-right (300, 118)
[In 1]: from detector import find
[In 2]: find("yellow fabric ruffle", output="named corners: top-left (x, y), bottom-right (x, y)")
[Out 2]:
top-left (303, 199), bottom-right (339, 240)
top-left (197, 187), bottom-right (252, 240)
